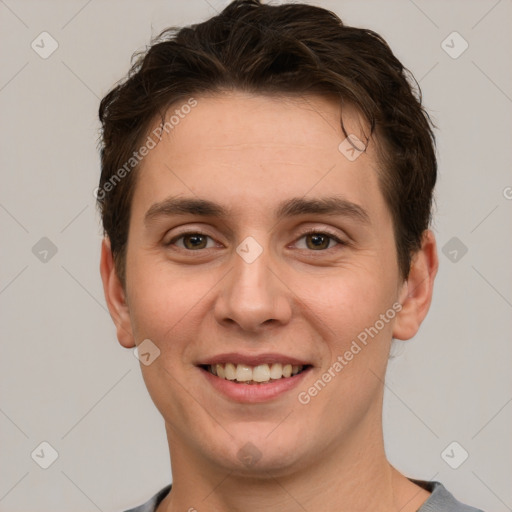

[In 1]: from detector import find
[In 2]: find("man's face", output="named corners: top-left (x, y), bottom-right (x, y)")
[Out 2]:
top-left (121, 92), bottom-right (405, 475)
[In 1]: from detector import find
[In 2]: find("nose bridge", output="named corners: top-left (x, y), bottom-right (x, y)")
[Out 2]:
top-left (214, 235), bottom-right (292, 331)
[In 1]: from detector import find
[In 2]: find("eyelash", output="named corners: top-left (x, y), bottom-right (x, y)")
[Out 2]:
top-left (166, 228), bottom-right (347, 252)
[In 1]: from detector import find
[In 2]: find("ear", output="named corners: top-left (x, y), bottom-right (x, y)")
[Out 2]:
top-left (393, 229), bottom-right (439, 341)
top-left (99, 237), bottom-right (135, 348)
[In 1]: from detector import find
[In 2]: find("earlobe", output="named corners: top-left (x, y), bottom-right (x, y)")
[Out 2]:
top-left (392, 230), bottom-right (439, 341)
top-left (99, 237), bottom-right (136, 348)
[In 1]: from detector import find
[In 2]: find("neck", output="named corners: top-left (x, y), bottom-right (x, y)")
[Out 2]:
top-left (157, 406), bottom-right (430, 512)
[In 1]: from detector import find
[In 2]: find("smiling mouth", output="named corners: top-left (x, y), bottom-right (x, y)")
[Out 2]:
top-left (201, 363), bottom-right (310, 384)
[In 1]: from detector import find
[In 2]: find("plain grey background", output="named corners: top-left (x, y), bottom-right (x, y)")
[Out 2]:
top-left (1, 0), bottom-right (511, 511)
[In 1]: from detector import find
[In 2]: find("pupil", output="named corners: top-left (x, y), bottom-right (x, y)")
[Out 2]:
top-left (185, 235), bottom-right (206, 249)
top-left (308, 234), bottom-right (328, 250)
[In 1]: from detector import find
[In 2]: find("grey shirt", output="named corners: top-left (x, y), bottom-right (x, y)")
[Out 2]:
top-left (123, 479), bottom-right (485, 512)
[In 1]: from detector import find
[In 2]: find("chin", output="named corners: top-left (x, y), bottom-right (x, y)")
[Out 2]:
top-left (204, 425), bottom-right (311, 477)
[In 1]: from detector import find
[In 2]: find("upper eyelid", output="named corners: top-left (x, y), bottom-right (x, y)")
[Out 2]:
top-left (296, 227), bottom-right (344, 240)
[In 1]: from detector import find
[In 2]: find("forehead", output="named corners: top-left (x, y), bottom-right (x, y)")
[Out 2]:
top-left (161, 91), bottom-right (368, 155)
top-left (133, 91), bottom-right (387, 222)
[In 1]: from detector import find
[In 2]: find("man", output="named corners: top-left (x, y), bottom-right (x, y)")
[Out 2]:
top-left (97, 1), bottom-right (484, 510)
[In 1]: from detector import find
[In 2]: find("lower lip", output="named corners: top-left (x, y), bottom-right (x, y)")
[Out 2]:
top-left (200, 367), bottom-right (311, 403)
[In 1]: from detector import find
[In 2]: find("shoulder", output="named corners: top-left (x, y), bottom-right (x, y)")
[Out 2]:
top-left (122, 484), bottom-right (172, 512)
top-left (413, 479), bottom-right (486, 512)
top-left (122, 480), bottom-right (486, 512)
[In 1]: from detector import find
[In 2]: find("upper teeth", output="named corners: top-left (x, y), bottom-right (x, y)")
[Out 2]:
top-left (208, 363), bottom-right (304, 383)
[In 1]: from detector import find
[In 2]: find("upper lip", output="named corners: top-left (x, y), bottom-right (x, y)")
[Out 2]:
top-left (197, 353), bottom-right (311, 367)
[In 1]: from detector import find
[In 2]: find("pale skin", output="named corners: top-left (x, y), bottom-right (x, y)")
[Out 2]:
top-left (100, 91), bottom-right (439, 512)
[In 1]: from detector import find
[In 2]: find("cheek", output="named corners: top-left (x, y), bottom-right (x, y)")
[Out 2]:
top-left (126, 256), bottom-right (199, 346)
top-left (293, 265), bottom-right (396, 340)
top-left (126, 261), bottom-right (207, 423)
top-left (296, 272), bottom-right (395, 420)
top-left (294, 268), bottom-right (398, 412)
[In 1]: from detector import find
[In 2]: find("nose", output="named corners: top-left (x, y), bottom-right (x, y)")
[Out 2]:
top-left (213, 241), bottom-right (293, 334)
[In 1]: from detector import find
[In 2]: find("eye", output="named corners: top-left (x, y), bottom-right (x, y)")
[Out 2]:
top-left (166, 232), bottom-right (217, 250)
top-left (294, 229), bottom-right (345, 251)
top-left (165, 229), bottom-right (346, 252)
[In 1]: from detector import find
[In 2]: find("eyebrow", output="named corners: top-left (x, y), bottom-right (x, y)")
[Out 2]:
top-left (144, 195), bottom-right (371, 226)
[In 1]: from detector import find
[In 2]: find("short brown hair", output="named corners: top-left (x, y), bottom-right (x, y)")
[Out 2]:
top-left (97, 0), bottom-right (436, 284)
